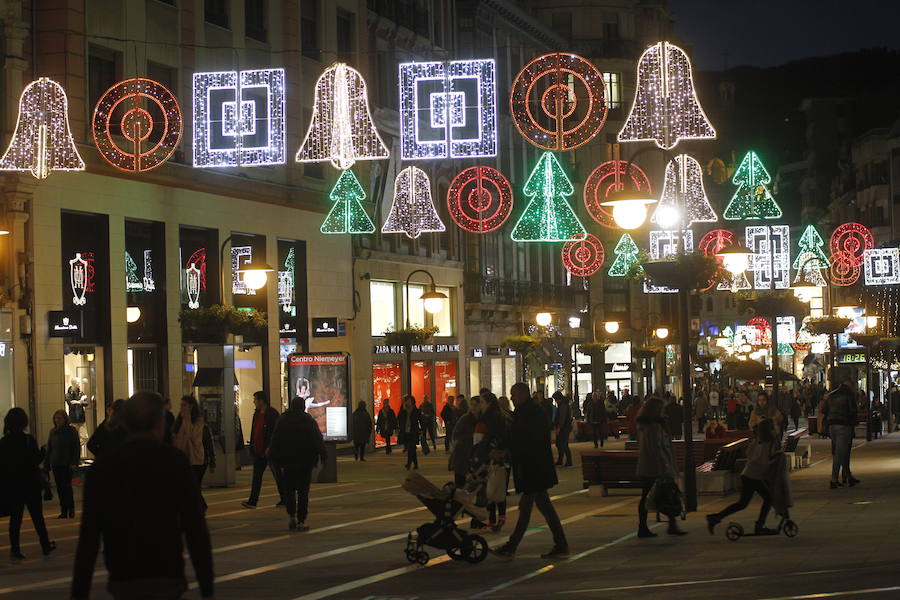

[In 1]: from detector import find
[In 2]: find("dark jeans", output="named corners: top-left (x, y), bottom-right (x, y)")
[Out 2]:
top-left (506, 490), bottom-right (567, 551)
top-left (444, 424), bottom-right (455, 452)
top-left (192, 465), bottom-right (207, 511)
top-left (711, 476), bottom-right (771, 525)
top-left (829, 424), bottom-right (853, 481)
top-left (281, 464), bottom-right (313, 522)
top-left (8, 491), bottom-right (50, 552)
top-left (555, 428), bottom-right (572, 465)
top-left (698, 417), bottom-right (708, 433)
top-left (354, 442), bottom-right (366, 460)
top-left (406, 437), bottom-right (418, 467)
top-left (590, 423), bottom-right (605, 448)
top-left (247, 456), bottom-right (284, 505)
top-left (108, 576), bottom-right (187, 600)
top-left (421, 423), bottom-right (435, 453)
top-left (381, 435), bottom-right (393, 454)
top-left (51, 465), bottom-right (75, 512)
top-left (726, 412), bottom-right (737, 430)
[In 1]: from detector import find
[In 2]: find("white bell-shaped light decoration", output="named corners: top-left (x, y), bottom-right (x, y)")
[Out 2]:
top-left (618, 42), bottom-right (716, 150)
top-left (381, 166), bottom-right (445, 239)
top-left (651, 154), bottom-right (717, 228)
top-left (0, 78), bottom-right (85, 179)
top-left (295, 62), bottom-right (389, 170)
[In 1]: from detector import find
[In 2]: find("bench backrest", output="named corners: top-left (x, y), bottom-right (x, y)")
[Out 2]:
top-left (712, 438), bottom-right (750, 471)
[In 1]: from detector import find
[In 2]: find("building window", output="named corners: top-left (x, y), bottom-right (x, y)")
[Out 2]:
top-left (301, 0), bottom-right (319, 60)
top-left (603, 72), bottom-right (621, 109)
top-left (88, 46), bottom-right (121, 122)
top-left (336, 9), bottom-right (355, 61)
top-left (205, 0), bottom-right (229, 28)
top-left (551, 12), bottom-right (572, 39)
top-left (370, 281), bottom-right (396, 336)
top-left (147, 62), bottom-right (177, 97)
top-left (245, 0), bottom-right (267, 42)
top-left (602, 14), bottom-right (619, 39)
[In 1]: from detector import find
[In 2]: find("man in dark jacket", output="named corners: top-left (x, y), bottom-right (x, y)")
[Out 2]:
top-left (586, 391), bottom-right (608, 448)
top-left (397, 396), bottom-right (421, 469)
top-left (821, 378), bottom-right (860, 488)
top-left (375, 400), bottom-right (398, 454)
top-left (441, 395), bottom-right (459, 452)
top-left (419, 396), bottom-right (437, 453)
top-left (351, 401), bottom-right (373, 461)
top-left (269, 398), bottom-right (328, 531)
top-left (71, 392), bottom-right (214, 600)
top-left (491, 382), bottom-right (568, 560)
top-left (242, 391), bottom-right (284, 508)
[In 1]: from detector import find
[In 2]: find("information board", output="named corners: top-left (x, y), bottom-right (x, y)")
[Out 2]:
top-left (287, 353), bottom-right (350, 442)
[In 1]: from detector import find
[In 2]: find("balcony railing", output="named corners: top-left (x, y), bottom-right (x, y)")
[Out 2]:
top-left (464, 273), bottom-right (582, 309)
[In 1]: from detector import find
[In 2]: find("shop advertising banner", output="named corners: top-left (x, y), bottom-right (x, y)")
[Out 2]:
top-left (287, 353), bottom-right (350, 442)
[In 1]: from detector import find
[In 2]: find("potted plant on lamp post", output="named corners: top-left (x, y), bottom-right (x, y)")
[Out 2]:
top-left (503, 335), bottom-right (540, 383)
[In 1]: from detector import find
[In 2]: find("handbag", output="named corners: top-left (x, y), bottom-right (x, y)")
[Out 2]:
top-left (648, 476), bottom-right (682, 518)
top-left (485, 464), bottom-right (508, 503)
top-left (40, 470), bottom-right (53, 502)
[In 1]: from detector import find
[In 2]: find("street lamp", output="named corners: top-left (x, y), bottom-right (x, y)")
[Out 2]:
top-left (718, 242), bottom-right (753, 276)
top-left (237, 257), bottom-right (275, 291)
top-left (126, 306), bottom-right (142, 324)
top-left (599, 187), bottom-right (657, 230)
top-left (654, 326), bottom-right (670, 340)
top-left (403, 269), bottom-right (447, 327)
top-left (604, 320), bottom-right (620, 334)
top-left (535, 312), bottom-right (553, 327)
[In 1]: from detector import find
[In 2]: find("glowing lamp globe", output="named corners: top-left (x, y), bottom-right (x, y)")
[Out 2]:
top-left (654, 205), bottom-right (681, 230)
top-left (604, 321), bottom-right (620, 334)
top-left (865, 316), bottom-right (880, 329)
top-left (536, 312), bottom-right (553, 327)
top-left (568, 316), bottom-right (582, 329)
top-left (654, 327), bottom-right (669, 340)
top-left (126, 306), bottom-right (142, 323)
top-left (421, 286), bottom-right (447, 315)
top-left (238, 260), bottom-right (275, 291)
top-left (717, 243), bottom-right (752, 275)
top-left (599, 188), bottom-right (656, 230)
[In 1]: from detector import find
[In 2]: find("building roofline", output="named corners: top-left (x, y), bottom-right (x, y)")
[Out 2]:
top-left (479, 0), bottom-right (568, 49)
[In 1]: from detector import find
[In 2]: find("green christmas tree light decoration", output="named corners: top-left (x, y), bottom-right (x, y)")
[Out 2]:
top-left (511, 151), bottom-right (585, 242)
top-left (608, 233), bottom-right (640, 276)
top-left (125, 250), bottom-right (142, 291)
top-left (723, 151), bottom-right (781, 220)
top-left (320, 168), bottom-right (376, 234)
top-left (792, 224), bottom-right (830, 285)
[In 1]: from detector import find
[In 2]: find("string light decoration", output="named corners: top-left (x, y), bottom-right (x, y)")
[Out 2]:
top-left (185, 248), bottom-right (207, 293)
top-left (644, 230), bottom-right (694, 293)
top-left (0, 78), bottom-right (84, 178)
top-left (92, 78), bottom-right (183, 172)
top-left (608, 233), bottom-right (640, 277)
top-left (295, 62), bottom-right (388, 170)
top-left (747, 317), bottom-right (771, 346)
top-left (447, 165), bottom-right (512, 233)
top-left (830, 252), bottom-right (861, 286)
top-left (618, 42), bottom-right (715, 149)
top-left (723, 151), bottom-right (780, 220)
top-left (793, 225), bottom-right (830, 285)
top-left (186, 263), bottom-right (201, 309)
top-left (746, 225), bottom-right (790, 289)
top-left (126, 251), bottom-right (143, 292)
top-left (278, 247), bottom-right (295, 313)
top-left (321, 169), bottom-right (376, 234)
top-left (69, 252), bottom-right (95, 306)
top-left (776, 316), bottom-right (796, 356)
top-left (193, 68), bottom-right (286, 168)
top-left (829, 223), bottom-right (873, 287)
top-left (381, 166), bottom-right (445, 239)
top-left (863, 248), bottom-right (900, 286)
top-left (143, 249), bottom-right (155, 291)
top-left (511, 151), bottom-right (585, 242)
top-left (510, 53), bottom-right (607, 151)
top-left (651, 154), bottom-right (716, 228)
top-left (699, 229), bottom-right (734, 257)
top-left (562, 234), bottom-right (605, 277)
top-left (232, 246), bottom-right (254, 295)
top-left (584, 160), bottom-right (651, 228)
top-left (399, 59), bottom-right (497, 160)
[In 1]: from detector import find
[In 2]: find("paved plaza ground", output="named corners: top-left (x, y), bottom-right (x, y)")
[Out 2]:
top-left (2, 430), bottom-right (899, 599)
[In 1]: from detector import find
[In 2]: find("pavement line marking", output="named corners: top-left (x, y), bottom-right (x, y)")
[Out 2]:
top-left (287, 495), bottom-right (628, 600)
top-left (759, 586), bottom-right (900, 600)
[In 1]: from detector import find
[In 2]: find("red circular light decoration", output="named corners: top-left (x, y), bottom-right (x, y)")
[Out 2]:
top-left (829, 223), bottom-right (873, 267)
top-left (583, 160), bottom-right (651, 228)
top-left (562, 233), bottom-right (605, 277)
top-left (829, 250), bottom-right (861, 286)
top-left (92, 78), bottom-right (183, 172)
top-left (447, 166), bottom-right (513, 233)
top-left (747, 317), bottom-right (771, 345)
top-left (699, 229), bottom-right (736, 257)
top-left (792, 342), bottom-right (812, 351)
top-left (510, 53), bottom-right (607, 151)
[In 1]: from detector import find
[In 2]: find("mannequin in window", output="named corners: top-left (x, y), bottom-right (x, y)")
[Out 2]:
top-left (65, 378), bottom-right (90, 460)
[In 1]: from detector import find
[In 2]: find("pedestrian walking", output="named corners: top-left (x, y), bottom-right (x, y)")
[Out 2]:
top-left (375, 399), bottom-right (398, 454)
top-left (440, 395), bottom-right (458, 452)
top-left (70, 392), bottom-right (213, 600)
top-left (474, 392), bottom-right (510, 532)
top-left (44, 409), bottom-right (80, 519)
top-left (790, 390), bottom-right (802, 431)
top-left (491, 382), bottom-right (569, 560)
top-left (351, 401), bottom-right (373, 461)
top-left (553, 393), bottom-right (573, 467)
top-left (694, 389), bottom-right (709, 434)
top-left (449, 397), bottom-right (475, 487)
top-left (242, 390), bottom-right (285, 509)
top-left (398, 395), bottom-right (421, 470)
top-left (0, 408), bottom-right (56, 561)
top-left (665, 396), bottom-right (684, 440)
top-left (636, 396), bottom-right (687, 538)
top-left (749, 391), bottom-right (784, 438)
top-left (707, 418), bottom-right (780, 535)
top-left (268, 397), bottom-right (328, 531)
top-left (419, 395), bottom-right (437, 454)
top-left (163, 397), bottom-right (175, 445)
top-left (87, 398), bottom-right (127, 459)
top-left (725, 393), bottom-right (738, 429)
top-left (173, 395), bottom-right (207, 510)
top-left (709, 387), bottom-right (720, 420)
top-left (585, 391), bottom-right (608, 448)
top-left (625, 399), bottom-right (640, 440)
top-left (821, 376), bottom-right (860, 488)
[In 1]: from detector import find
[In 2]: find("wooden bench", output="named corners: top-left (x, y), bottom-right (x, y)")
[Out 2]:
top-left (696, 438), bottom-right (750, 494)
top-left (783, 428), bottom-right (810, 469)
top-left (580, 450), bottom-right (641, 495)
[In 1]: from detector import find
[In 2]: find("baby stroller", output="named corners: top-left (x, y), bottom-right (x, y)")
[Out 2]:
top-left (402, 471), bottom-right (490, 565)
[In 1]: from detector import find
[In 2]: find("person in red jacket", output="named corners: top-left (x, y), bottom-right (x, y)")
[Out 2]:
top-left (241, 391), bottom-right (284, 509)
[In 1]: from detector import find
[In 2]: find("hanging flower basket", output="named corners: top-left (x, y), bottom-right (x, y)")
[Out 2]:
top-left (736, 291), bottom-right (809, 321)
top-left (383, 326), bottom-right (439, 348)
top-left (804, 316), bottom-right (851, 336)
top-left (577, 341), bottom-right (609, 355)
top-left (641, 252), bottom-right (721, 291)
top-left (179, 305), bottom-right (267, 344)
top-left (503, 335), bottom-right (540, 355)
top-left (850, 333), bottom-right (881, 348)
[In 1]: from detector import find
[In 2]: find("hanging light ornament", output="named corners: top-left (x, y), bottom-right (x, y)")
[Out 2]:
top-left (864, 247), bottom-right (900, 286)
top-left (562, 233), bottom-right (605, 277)
top-left (583, 160), bottom-right (651, 228)
top-left (618, 42), bottom-right (715, 149)
top-left (699, 228), bottom-right (734, 257)
top-left (447, 166), bottom-right (512, 233)
top-left (296, 62), bottom-right (388, 170)
top-left (320, 169), bottom-right (376, 234)
top-left (511, 151), bottom-right (585, 242)
top-left (651, 153), bottom-right (716, 228)
top-left (608, 233), bottom-right (640, 277)
top-left (723, 151), bottom-right (781, 220)
top-left (510, 53), bottom-right (607, 151)
top-left (381, 166), bottom-right (445, 239)
top-left (793, 225), bottom-right (830, 286)
top-left (829, 223), bottom-right (873, 286)
top-left (0, 78), bottom-right (84, 179)
top-left (92, 78), bottom-right (183, 172)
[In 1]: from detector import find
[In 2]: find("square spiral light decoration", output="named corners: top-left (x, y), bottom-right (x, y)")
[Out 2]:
top-left (193, 68), bottom-right (286, 168)
top-left (618, 42), bottom-right (715, 150)
top-left (643, 229), bottom-right (694, 293)
top-left (399, 59), bottom-right (497, 160)
top-left (746, 225), bottom-right (790, 289)
top-left (863, 248), bottom-right (900, 286)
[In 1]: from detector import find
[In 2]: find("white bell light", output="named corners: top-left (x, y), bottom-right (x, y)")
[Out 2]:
top-left (604, 321), bottom-right (620, 334)
top-left (536, 312), bottom-right (552, 327)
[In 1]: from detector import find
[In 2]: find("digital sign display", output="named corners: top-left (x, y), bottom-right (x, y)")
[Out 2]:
top-left (287, 353), bottom-right (350, 442)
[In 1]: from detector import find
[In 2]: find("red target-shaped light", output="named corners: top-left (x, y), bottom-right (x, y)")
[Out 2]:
top-left (510, 53), bottom-right (607, 151)
top-left (92, 78), bottom-right (183, 172)
top-left (447, 166), bottom-right (513, 233)
top-left (747, 317), bottom-right (771, 345)
top-left (829, 250), bottom-right (861, 286)
top-left (562, 234), bottom-right (605, 277)
top-left (699, 229), bottom-right (736, 257)
top-left (584, 160), bottom-right (651, 228)
top-left (829, 223), bottom-right (873, 267)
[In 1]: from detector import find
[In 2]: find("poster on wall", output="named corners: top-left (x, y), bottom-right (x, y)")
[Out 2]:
top-left (287, 353), bottom-right (350, 442)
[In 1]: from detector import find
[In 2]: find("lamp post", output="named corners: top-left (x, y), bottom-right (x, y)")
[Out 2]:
top-left (402, 269), bottom-right (447, 396)
top-left (219, 235), bottom-right (274, 307)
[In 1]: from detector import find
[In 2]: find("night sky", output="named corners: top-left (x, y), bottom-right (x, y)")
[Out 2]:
top-left (669, 0), bottom-right (900, 70)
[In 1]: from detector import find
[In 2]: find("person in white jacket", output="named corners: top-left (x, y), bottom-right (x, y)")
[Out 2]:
top-left (173, 395), bottom-right (207, 509)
